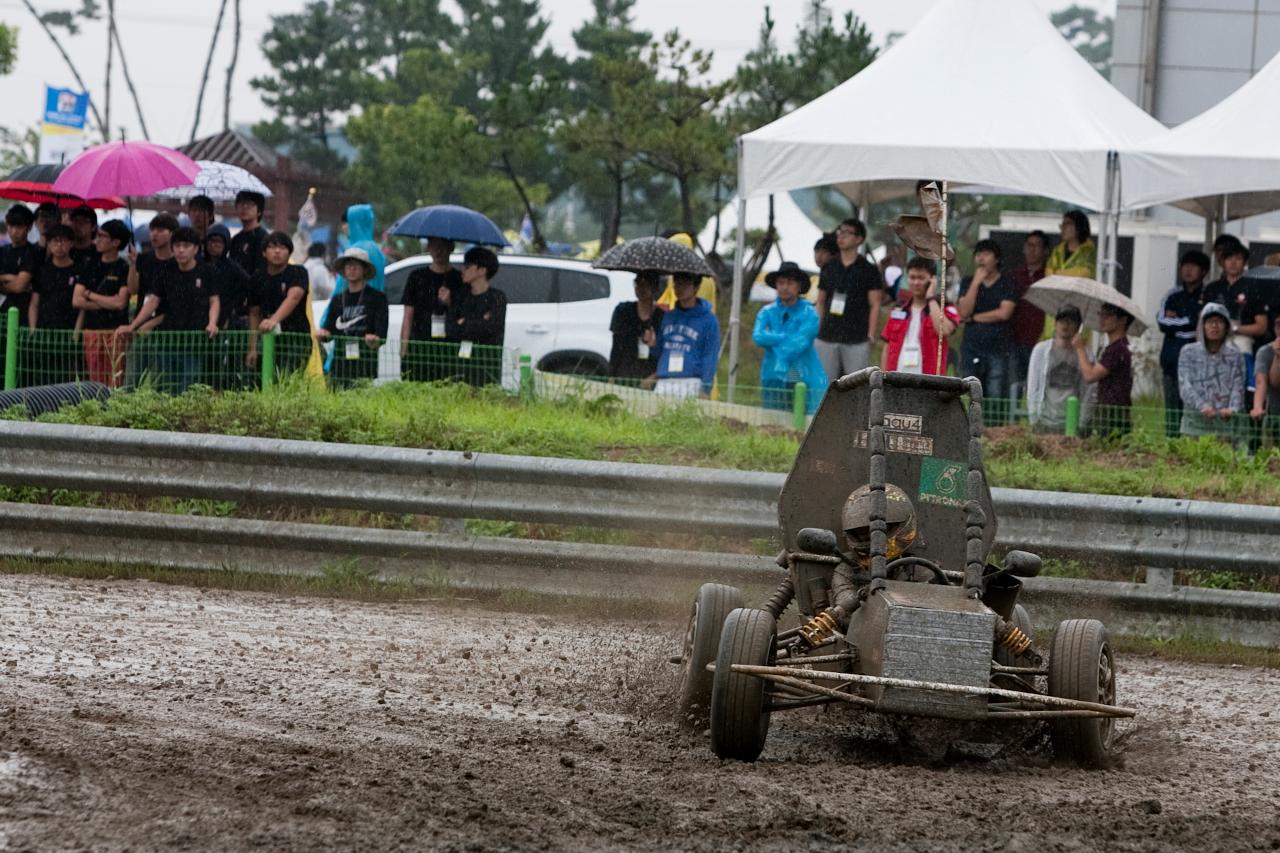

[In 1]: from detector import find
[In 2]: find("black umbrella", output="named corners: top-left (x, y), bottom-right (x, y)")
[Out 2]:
top-left (593, 236), bottom-right (714, 277)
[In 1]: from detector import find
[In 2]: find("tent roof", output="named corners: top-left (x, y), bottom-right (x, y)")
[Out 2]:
top-left (1122, 51), bottom-right (1280, 218)
top-left (739, 0), bottom-right (1166, 211)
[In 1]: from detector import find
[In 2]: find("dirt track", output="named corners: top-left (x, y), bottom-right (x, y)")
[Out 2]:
top-left (2, 573), bottom-right (1278, 852)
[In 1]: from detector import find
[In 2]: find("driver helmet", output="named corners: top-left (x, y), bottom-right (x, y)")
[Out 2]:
top-left (842, 484), bottom-right (918, 564)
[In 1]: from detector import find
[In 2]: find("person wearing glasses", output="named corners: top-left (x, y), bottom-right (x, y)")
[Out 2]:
top-left (815, 217), bottom-right (884, 381)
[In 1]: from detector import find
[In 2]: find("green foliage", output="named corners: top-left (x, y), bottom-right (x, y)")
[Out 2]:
top-left (345, 95), bottom-right (519, 219)
top-left (0, 23), bottom-right (17, 75)
top-left (37, 0), bottom-right (100, 34)
top-left (0, 126), bottom-right (39, 174)
top-left (1053, 4), bottom-right (1113, 78)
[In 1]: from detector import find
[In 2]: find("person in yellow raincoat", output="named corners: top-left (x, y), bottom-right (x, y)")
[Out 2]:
top-left (1046, 210), bottom-right (1097, 278)
top-left (657, 232), bottom-right (717, 310)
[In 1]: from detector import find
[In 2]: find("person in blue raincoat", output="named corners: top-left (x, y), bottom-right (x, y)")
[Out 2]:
top-left (332, 204), bottom-right (387, 296)
top-left (754, 261), bottom-right (827, 414)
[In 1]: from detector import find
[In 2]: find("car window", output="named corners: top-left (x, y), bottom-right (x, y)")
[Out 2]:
top-left (496, 265), bottom-right (556, 303)
top-left (383, 264), bottom-right (419, 304)
top-left (558, 269), bottom-right (610, 303)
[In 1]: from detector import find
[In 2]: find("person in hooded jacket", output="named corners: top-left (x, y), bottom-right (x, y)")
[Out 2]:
top-left (330, 204), bottom-right (386, 297)
top-left (753, 262), bottom-right (826, 414)
top-left (654, 271), bottom-right (720, 398)
top-left (1178, 302), bottom-right (1247, 441)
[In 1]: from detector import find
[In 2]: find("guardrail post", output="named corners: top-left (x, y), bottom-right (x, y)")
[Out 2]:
top-left (260, 330), bottom-right (277, 390)
top-left (792, 382), bottom-right (807, 430)
top-left (1145, 567), bottom-right (1174, 588)
top-left (519, 353), bottom-right (533, 402)
top-left (1065, 395), bottom-right (1080, 437)
top-left (4, 307), bottom-right (16, 391)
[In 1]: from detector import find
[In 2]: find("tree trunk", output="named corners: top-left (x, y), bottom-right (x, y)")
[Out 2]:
top-left (111, 23), bottom-right (150, 139)
top-left (602, 166), bottom-right (623, 250)
top-left (223, 0), bottom-right (241, 130)
top-left (20, 0), bottom-right (105, 132)
top-left (103, 0), bottom-right (114, 142)
top-left (678, 174), bottom-right (694, 237)
top-left (191, 0), bottom-right (229, 142)
top-left (502, 150), bottom-right (546, 253)
top-left (710, 179), bottom-right (722, 252)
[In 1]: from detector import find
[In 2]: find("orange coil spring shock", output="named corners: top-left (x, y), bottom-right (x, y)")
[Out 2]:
top-left (998, 622), bottom-right (1032, 656)
top-left (797, 610), bottom-right (839, 649)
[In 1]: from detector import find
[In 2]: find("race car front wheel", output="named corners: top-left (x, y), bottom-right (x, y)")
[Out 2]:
top-left (678, 583), bottom-right (745, 727)
top-left (1048, 618), bottom-right (1118, 768)
top-left (710, 608), bottom-right (776, 762)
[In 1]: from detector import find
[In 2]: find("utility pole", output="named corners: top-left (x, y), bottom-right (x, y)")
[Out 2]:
top-left (103, 0), bottom-right (114, 143)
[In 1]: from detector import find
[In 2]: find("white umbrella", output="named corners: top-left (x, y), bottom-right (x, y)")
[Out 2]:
top-left (155, 160), bottom-right (272, 202)
top-left (1023, 275), bottom-right (1148, 336)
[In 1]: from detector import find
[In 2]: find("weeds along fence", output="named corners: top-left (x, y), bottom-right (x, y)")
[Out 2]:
top-left (4, 305), bottom-right (1277, 439)
top-left (0, 420), bottom-right (1277, 647)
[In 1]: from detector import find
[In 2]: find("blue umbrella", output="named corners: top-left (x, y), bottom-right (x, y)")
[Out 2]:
top-left (389, 204), bottom-right (508, 246)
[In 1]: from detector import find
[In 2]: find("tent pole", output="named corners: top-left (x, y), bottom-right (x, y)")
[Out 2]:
top-left (728, 191), bottom-right (747, 404)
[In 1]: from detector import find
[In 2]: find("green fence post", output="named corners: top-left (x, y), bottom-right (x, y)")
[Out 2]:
top-left (792, 382), bottom-right (807, 430)
top-left (261, 330), bottom-right (277, 390)
top-left (1065, 395), bottom-right (1080, 437)
top-left (519, 353), bottom-right (533, 402)
top-left (4, 307), bottom-right (16, 391)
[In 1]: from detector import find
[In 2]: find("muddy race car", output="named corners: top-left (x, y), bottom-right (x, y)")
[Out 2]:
top-left (676, 368), bottom-right (1133, 766)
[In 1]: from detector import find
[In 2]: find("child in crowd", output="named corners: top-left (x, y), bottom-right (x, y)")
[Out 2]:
top-left (317, 247), bottom-right (387, 388)
top-left (247, 231), bottom-right (312, 376)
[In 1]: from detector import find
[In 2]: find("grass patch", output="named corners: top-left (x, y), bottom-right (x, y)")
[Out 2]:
top-left (1113, 632), bottom-right (1280, 670)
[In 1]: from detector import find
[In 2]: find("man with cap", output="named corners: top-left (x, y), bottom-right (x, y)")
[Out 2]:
top-left (1027, 305), bottom-right (1089, 433)
top-left (1074, 302), bottom-right (1135, 436)
top-left (753, 261), bottom-right (826, 414)
top-left (880, 256), bottom-right (958, 377)
top-left (440, 246), bottom-right (505, 385)
top-left (317, 247), bottom-right (387, 388)
top-left (1157, 249), bottom-right (1214, 438)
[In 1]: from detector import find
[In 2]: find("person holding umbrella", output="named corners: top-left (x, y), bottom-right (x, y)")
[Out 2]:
top-left (440, 246), bottom-right (505, 386)
top-left (608, 270), bottom-right (664, 383)
top-left (1073, 303), bottom-right (1135, 436)
top-left (400, 236), bottom-right (461, 382)
top-left (753, 261), bottom-right (825, 413)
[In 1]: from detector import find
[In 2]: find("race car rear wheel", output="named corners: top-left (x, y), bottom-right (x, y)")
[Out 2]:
top-left (677, 583), bottom-right (745, 726)
top-left (1048, 618), bottom-right (1117, 768)
top-left (710, 608), bottom-right (776, 762)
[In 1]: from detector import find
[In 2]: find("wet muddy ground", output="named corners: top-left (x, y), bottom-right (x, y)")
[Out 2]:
top-left (1, 573), bottom-right (1278, 852)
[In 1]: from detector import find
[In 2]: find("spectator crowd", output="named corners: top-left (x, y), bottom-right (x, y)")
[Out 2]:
top-left (0, 196), bottom-right (1275, 448)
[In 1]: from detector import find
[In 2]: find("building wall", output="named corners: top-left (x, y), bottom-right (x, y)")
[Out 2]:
top-left (1113, 0), bottom-right (1280, 126)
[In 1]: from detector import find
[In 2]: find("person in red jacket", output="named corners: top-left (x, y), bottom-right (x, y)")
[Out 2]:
top-left (881, 256), bottom-right (960, 375)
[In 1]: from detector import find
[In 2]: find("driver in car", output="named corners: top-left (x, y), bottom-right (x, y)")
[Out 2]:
top-left (841, 483), bottom-right (931, 581)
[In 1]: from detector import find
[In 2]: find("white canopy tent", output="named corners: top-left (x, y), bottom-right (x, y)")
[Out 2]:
top-left (1123, 51), bottom-right (1280, 222)
top-left (699, 192), bottom-right (823, 266)
top-left (727, 0), bottom-right (1169, 399)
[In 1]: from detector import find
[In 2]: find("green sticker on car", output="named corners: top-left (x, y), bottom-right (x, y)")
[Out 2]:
top-left (918, 457), bottom-right (966, 507)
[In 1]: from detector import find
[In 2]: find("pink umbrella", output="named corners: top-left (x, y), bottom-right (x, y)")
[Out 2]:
top-left (51, 140), bottom-right (200, 200)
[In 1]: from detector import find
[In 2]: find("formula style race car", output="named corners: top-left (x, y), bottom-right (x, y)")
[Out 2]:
top-left (676, 368), bottom-right (1133, 766)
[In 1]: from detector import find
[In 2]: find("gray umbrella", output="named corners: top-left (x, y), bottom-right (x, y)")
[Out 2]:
top-left (593, 236), bottom-right (714, 277)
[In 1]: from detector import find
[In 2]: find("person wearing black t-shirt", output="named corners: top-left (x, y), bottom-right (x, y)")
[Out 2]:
top-left (609, 271), bottom-right (664, 382)
top-left (439, 246), bottom-right (506, 386)
top-left (957, 238), bottom-right (1017, 425)
top-left (118, 227), bottom-right (219, 393)
top-left (27, 224), bottom-right (82, 384)
top-left (248, 230), bottom-right (312, 377)
top-left (73, 220), bottom-right (131, 387)
top-left (203, 223), bottom-right (253, 388)
top-left (815, 218), bottom-right (884, 381)
top-left (318, 247), bottom-right (388, 388)
top-left (230, 190), bottom-right (269, 278)
top-left (68, 205), bottom-right (100, 271)
top-left (0, 205), bottom-right (38, 383)
top-left (400, 236), bottom-right (462, 381)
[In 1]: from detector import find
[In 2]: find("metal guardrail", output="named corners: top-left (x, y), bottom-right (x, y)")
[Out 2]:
top-left (0, 421), bottom-right (1277, 574)
top-left (0, 420), bottom-right (1277, 646)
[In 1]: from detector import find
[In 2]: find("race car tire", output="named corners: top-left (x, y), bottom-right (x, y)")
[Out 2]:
top-left (678, 583), bottom-right (745, 726)
top-left (1048, 618), bottom-right (1118, 768)
top-left (710, 608), bottom-right (776, 762)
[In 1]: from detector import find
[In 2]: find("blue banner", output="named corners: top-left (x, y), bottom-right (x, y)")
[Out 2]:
top-left (43, 86), bottom-right (89, 130)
